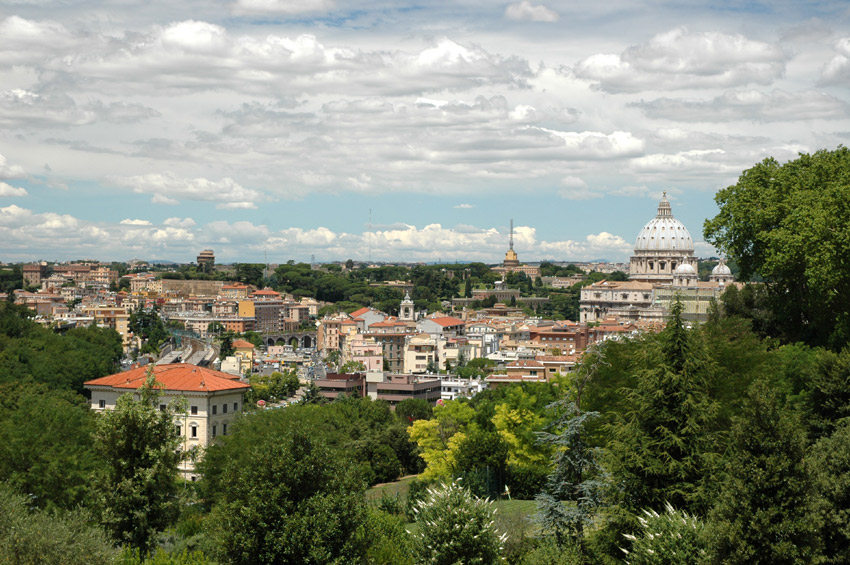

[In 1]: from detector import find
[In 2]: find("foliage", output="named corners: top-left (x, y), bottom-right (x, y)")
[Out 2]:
top-left (605, 300), bottom-right (721, 517)
top-left (0, 302), bottom-right (122, 392)
top-left (115, 547), bottom-right (210, 565)
top-left (705, 381), bottom-right (820, 564)
top-left (704, 147), bottom-right (850, 349)
top-left (413, 479), bottom-right (506, 565)
top-left (93, 368), bottom-right (183, 553)
top-left (247, 369), bottom-right (300, 402)
top-left (0, 382), bottom-right (100, 510)
top-left (621, 503), bottom-right (706, 565)
top-left (408, 400), bottom-right (476, 480)
top-left (492, 386), bottom-right (550, 469)
top-left (396, 397), bottom-right (433, 425)
top-left (201, 409), bottom-right (369, 564)
top-left (364, 509), bottom-right (416, 565)
top-left (535, 400), bottom-right (605, 552)
top-left (129, 306), bottom-right (168, 356)
top-left (811, 419), bottom-right (850, 564)
top-left (454, 428), bottom-right (509, 497)
top-left (520, 537), bottom-right (582, 565)
top-left (0, 483), bottom-right (117, 565)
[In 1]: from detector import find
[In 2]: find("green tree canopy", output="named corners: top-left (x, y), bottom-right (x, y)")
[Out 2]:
top-left (93, 369), bottom-right (183, 552)
top-left (704, 147), bottom-right (850, 349)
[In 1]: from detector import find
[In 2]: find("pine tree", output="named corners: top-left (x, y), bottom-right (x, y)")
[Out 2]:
top-left (706, 380), bottom-right (821, 564)
top-left (605, 299), bottom-right (720, 515)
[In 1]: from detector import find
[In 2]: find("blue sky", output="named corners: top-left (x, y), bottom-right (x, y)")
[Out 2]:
top-left (1, 0), bottom-right (849, 264)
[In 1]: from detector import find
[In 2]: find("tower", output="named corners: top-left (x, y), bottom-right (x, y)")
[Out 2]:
top-left (504, 219), bottom-right (519, 268)
top-left (399, 291), bottom-right (415, 322)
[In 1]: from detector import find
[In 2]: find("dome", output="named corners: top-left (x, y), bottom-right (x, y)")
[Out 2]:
top-left (674, 262), bottom-right (697, 275)
top-left (634, 193), bottom-right (694, 252)
top-left (712, 260), bottom-right (732, 276)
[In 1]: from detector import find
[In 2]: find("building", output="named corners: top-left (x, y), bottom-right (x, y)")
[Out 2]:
top-left (580, 193), bottom-right (735, 324)
top-left (23, 263), bottom-right (48, 287)
top-left (629, 192), bottom-right (696, 284)
top-left (491, 219), bottom-right (541, 279)
top-left (197, 249), bottom-right (215, 270)
top-left (84, 364), bottom-right (250, 478)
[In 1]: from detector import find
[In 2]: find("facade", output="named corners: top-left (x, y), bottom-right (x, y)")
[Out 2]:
top-left (23, 263), bottom-right (48, 287)
top-left (84, 364), bottom-right (250, 479)
top-left (197, 249), bottom-right (215, 269)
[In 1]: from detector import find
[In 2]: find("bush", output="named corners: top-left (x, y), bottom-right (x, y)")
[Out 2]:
top-left (621, 503), bottom-right (706, 565)
top-left (413, 479), bottom-right (506, 565)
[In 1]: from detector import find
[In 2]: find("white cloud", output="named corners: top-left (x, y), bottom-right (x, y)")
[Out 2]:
top-left (575, 27), bottom-right (787, 93)
top-left (819, 36), bottom-right (850, 86)
top-left (119, 218), bottom-right (152, 226)
top-left (539, 129), bottom-right (645, 159)
top-left (0, 153), bottom-right (26, 179)
top-left (454, 203), bottom-right (475, 209)
top-left (0, 182), bottom-right (27, 197)
top-left (0, 89), bottom-right (160, 128)
top-left (505, 1), bottom-right (559, 23)
top-left (111, 172), bottom-right (263, 209)
top-left (632, 89), bottom-right (849, 122)
top-left (232, 0), bottom-right (334, 15)
top-left (164, 217), bottom-right (197, 228)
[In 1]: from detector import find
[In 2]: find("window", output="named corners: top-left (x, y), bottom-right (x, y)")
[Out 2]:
top-left (191, 406), bottom-right (198, 415)
top-left (212, 405), bottom-right (217, 415)
top-left (223, 404), bottom-right (228, 414)
top-left (98, 399), bottom-right (105, 409)
top-left (212, 425), bottom-right (217, 437)
top-left (159, 404), bottom-right (166, 412)
top-left (233, 402), bottom-right (238, 411)
top-left (223, 423), bottom-right (228, 435)
top-left (190, 424), bottom-right (198, 438)
top-left (175, 425), bottom-right (181, 436)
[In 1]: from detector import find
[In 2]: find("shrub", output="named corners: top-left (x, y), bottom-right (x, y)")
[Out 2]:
top-left (621, 502), bottom-right (706, 565)
top-left (413, 479), bottom-right (506, 565)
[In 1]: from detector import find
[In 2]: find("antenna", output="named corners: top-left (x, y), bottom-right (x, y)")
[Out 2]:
top-left (509, 219), bottom-right (514, 250)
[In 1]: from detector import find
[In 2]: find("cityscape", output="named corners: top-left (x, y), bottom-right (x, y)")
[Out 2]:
top-left (2, 0), bottom-right (850, 563)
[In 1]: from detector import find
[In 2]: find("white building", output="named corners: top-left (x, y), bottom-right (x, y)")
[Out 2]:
top-left (84, 363), bottom-right (250, 479)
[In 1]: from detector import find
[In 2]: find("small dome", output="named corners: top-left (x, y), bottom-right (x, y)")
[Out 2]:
top-left (634, 193), bottom-right (694, 252)
top-left (674, 263), bottom-right (697, 275)
top-left (712, 260), bottom-right (732, 276)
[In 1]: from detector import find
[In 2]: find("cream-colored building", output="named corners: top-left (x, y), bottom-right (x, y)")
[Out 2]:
top-left (629, 192), bottom-right (697, 284)
top-left (84, 364), bottom-right (250, 479)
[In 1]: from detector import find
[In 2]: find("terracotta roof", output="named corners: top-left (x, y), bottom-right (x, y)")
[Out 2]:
top-left (424, 316), bottom-right (465, 327)
top-left (536, 355), bottom-right (580, 362)
top-left (232, 339), bottom-right (255, 348)
top-left (349, 307), bottom-right (371, 318)
top-left (84, 363), bottom-right (250, 393)
top-left (251, 289), bottom-right (281, 296)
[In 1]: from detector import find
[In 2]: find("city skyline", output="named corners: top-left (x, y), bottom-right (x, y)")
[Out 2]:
top-left (1, 0), bottom-right (849, 263)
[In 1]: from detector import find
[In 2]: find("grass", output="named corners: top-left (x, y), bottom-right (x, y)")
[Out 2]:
top-left (366, 476), bottom-right (540, 539)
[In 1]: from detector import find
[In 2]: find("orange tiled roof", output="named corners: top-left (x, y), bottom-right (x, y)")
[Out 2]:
top-left (84, 363), bottom-right (250, 393)
top-left (349, 307), bottom-right (371, 318)
top-left (507, 359), bottom-right (544, 368)
top-left (425, 316), bottom-right (465, 327)
top-left (232, 339), bottom-right (255, 348)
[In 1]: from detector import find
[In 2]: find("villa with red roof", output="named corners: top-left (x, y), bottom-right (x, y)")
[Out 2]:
top-left (84, 363), bottom-right (251, 479)
top-left (416, 315), bottom-right (466, 338)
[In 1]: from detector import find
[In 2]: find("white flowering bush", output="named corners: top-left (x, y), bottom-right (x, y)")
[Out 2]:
top-left (620, 502), bottom-right (706, 565)
top-left (413, 479), bottom-right (506, 565)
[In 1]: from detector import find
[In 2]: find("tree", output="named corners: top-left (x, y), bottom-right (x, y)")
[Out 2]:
top-left (706, 381), bottom-right (821, 564)
top-left (535, 401), bottom-right (605, 554)
top-left (129, 306), bottom-right (168, 356)
top-left (704, 147), bottom-right (850, 349)
top-left (201, 410), bottom-right (369, 564)
top-left (413, 480), bottom-right (506, 565)
top-left (0, 382), bottom-right (100, 510)
top-left (621, 503), bottom-right (707, 565)
top-left (810, 419), bottom-right (850, 564)
top-left (605, 300), bottom-right (721, 517)
top-left (93, 368), bottom-right (183, 553)
top-left (0, 483), bottom-right (117, 565)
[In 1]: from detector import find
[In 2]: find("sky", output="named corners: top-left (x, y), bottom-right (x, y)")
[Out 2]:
top-left (1, 0), bottom-right (849, 265)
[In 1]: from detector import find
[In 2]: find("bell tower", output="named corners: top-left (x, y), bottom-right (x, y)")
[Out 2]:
top-left (399, 291), bottom-right (415, 322)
